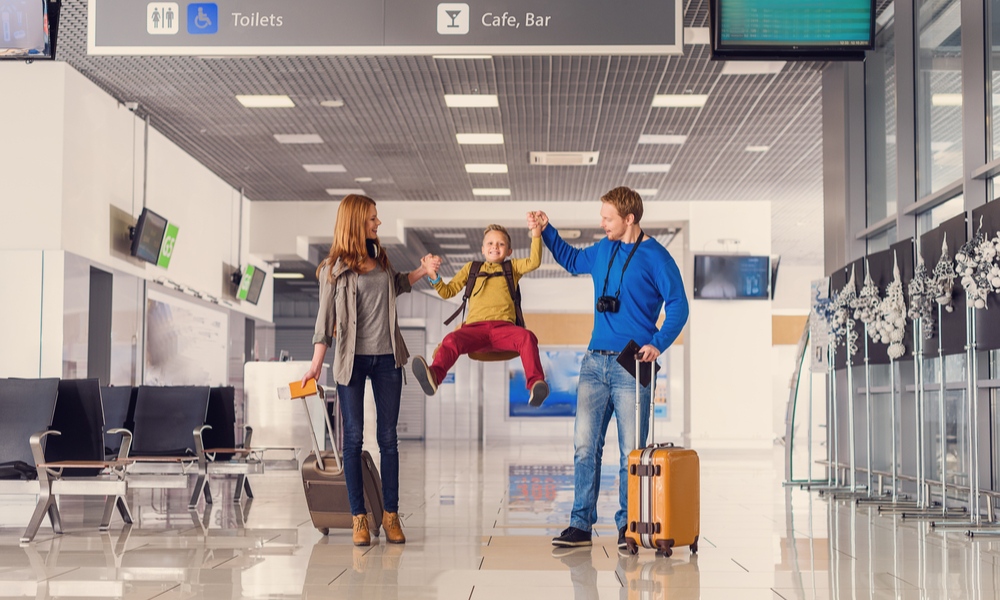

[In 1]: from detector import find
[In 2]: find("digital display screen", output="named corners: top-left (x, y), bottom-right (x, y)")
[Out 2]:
top-left (245, 268), bottom-right (266, 305)
top-left (131, 209), bottom-right (168, 264)
top-left (1, 0), bottom-right (53, 59)
top-left (718, 0), bottom-right (872, 48)
top-left (693, 255), bottom-right (770, 300)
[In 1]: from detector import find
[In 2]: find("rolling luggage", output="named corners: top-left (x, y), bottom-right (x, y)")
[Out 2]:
top-left (297, 385), bottom-right (384, 537)
top-left (624, 355), bottom-right (699, 557)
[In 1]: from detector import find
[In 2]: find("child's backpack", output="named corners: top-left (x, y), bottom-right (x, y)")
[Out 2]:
top-left (444, 260), bottom-right (525, 328)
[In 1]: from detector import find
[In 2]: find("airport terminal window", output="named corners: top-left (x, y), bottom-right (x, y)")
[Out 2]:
top-left (916, 193), bottom-right (964, 240)
top-left (916, 0), bottom-right (964, 197)
top-left (866, 226), bottom-right (897, 254)
top-left (991, 0), bottom-right (1000, 161)
top-left (866, 22), bottom-right (897, 223)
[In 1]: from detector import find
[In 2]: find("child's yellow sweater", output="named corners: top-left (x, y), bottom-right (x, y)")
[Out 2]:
top-left (432, 237), bottom-right (542, 324)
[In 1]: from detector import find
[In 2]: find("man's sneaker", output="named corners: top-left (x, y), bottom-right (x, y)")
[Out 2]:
top-left (411, 356), bottom-right (438, 396)
top-left (618, 526), bottom-right (628, 550)
top-left (552, 526), bottom-right (592, 547)
top-left (528, 380), bottom-right (549, 407)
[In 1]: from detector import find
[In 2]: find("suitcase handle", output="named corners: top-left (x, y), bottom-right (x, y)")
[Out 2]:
top-left (634, 355), bottom-right (658, 451)
top-left (299, 384), bottom-right (343, 475)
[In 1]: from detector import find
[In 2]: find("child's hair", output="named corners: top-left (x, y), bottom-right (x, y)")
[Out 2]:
top-left (483, 224), bottom-right (512, 247)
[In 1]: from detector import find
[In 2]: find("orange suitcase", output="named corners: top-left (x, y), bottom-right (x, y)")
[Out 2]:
top-left (624, 358), bottom-right (700, 557)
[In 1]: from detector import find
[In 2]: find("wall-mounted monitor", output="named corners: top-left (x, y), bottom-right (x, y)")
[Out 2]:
top-left (237, 265), bottom-right (266, 305)
top-left (130, 208), bottom-right (168, 265)
top-left (693, 254), bottom-right (770, 299)
top-left (710, 0), bottom-right (874, 61)
top-left (1, 0), bottom-right (58, 60)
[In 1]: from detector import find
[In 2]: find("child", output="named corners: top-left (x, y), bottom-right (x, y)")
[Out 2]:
top-left (412, 222), bottom-right (549, 406)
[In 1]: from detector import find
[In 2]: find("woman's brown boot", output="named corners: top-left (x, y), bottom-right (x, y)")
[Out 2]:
top-left (352, 514), bottom-right (371, 546)
top-left (382, 512), bottom-right (406, 544)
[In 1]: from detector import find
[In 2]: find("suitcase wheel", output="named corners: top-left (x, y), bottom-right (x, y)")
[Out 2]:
top-left (656, 547), bottom-right (673, 558)
top-left (626, 538), bottom-right (639, 555)
top-left (654, 539), bottom-right (674, 558)
top-left (690, 538), bottom-right (698, 554)
top-left (318, 528), bottom-right (329, 536)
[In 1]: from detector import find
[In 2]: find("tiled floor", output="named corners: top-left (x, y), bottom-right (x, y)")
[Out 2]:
top-left (4, 440), bottom-right (1000, 599)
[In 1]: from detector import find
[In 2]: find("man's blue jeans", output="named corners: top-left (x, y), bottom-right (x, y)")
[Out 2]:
top-left (570, 351), bottom-right (650, 532)
top-left (337, 354), bottom-right (401, 516)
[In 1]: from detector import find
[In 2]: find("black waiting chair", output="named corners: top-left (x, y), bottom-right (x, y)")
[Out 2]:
top-left (196, 386), bottom-right (259, 505)
top-left (0, 378), bottom-right (132, 543)
top-left (100, 386), bottom-right (135, 459)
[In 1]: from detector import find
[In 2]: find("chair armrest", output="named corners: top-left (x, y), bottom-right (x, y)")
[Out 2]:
top-left (29, 430), bottom-right (61, 480)
top-left (108, 428), bottom-right (133, 460)
top-left (242, 425), bottom-right (253, 450)
top-left (193, 425), bottom-right (212, 466)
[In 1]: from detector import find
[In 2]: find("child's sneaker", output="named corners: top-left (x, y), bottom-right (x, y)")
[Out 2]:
top-left (412, 356), bottom-right (438, 396)
top-left (528, 380), bottom-right (549, 407)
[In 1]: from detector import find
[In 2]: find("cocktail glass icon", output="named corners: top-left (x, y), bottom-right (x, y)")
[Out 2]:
top-left (195, 7), bottom-right (212, 28)
top-left (445, 9), bottom-right (462, 27)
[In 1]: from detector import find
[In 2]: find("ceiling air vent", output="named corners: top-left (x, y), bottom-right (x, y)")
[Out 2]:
top-left (529, 152), bottom-right (599, 166)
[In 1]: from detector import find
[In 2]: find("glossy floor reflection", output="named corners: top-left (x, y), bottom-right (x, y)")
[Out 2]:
top-left (4, 441), bottom-right (1000, 598)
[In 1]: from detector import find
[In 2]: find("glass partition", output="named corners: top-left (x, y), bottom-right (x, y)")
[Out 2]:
top-left (916, 0), bottom-right (963, 197)
top-left (867, 21), bottom-right (897, 223)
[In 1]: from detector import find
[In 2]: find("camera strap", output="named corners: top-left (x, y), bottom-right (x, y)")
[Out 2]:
top-left (601, 229), bottom-right (644, 299)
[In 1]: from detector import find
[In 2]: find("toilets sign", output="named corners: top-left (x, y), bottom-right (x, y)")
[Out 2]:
top-left (89, 0), bottom-right (681, 55)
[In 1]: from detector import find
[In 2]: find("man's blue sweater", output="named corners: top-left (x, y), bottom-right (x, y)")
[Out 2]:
top-left (542, 225), bottom-right (689, 352)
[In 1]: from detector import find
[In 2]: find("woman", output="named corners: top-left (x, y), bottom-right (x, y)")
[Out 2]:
top-left (301, 194), bottom-right (439, 547)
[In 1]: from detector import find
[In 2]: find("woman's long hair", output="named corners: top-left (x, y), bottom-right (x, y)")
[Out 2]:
top-left (317, 194), bottom-right (389, 282)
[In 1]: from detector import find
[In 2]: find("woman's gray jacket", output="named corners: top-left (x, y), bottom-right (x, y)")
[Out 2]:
top-left (312, 258), bottom-right (412, 386)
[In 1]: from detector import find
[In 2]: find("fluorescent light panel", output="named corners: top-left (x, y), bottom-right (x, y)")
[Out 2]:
top-left (634, 188), bottom-right (658, 196)
top-left (745, 146), bottom-right (770, 152)
top-left (720, 61), bottom-right (786, 75)
top-left (472, 188), bottom-right (511, 196)
top-left (433, 54), bottom-right (492, 59)
top-left (273, 273), bottom-right (305, 279)
top-left (465, 163), bottom-right (508, 173)
top-left (932, 93), bottom-right (962, 106)
top-left (434, 233), bottom-right (467, 239)
top-left (274, 134), bottom-right (324, 144)
top-left (326, 188), bottom-right (366, 196)
top-left (303, 164), bottom-right (346, 173)
top-left (627, 164), bottom-right (671, 173)
top-left (236, 95), bottom-right (295, 108)
top-left (638, 135), bottom-right (687, 145)
top-left (457, 133), bottom-right (504, 145)
top-left (445, 94), bottom-right (499, 108)
top-left (651, 95), bottom-right (708, 108)
top-left (439, 244), bottom-right (471, 250)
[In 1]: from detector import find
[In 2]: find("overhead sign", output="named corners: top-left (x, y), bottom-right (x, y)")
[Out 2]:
top-left (88, 0), bottom-right (682, 55)
top-left (157, 223), bottom-right (179, 269)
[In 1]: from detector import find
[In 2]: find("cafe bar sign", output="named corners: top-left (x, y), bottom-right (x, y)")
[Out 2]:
top-left (88, 0), bottom-right (682, 55)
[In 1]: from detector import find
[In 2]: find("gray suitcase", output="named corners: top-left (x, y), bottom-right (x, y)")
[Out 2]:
top-left (297, 386), bottom-right (383, 536)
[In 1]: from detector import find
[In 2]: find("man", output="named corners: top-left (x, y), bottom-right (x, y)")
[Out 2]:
top-left (528, 187), bottom-right (688, 551)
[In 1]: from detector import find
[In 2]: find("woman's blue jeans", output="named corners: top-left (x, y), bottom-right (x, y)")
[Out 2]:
top-left (337, 354), bottom-right (401, 516)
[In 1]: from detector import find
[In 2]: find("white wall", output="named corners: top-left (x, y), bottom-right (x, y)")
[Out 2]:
top-left (0, 251), bottom-right (63, 378)
top-left (0, 61), bottom-right (271, 322)
top-left (687, 202), bottom-right (773, 449)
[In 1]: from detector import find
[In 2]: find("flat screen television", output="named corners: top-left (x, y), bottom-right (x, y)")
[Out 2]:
top-left (130, 208), bottom-right (168, 265)
top-left (710, 0), bottom-right (874, 61)
top-left (237, 265), bottom-right (266, 305)
top-left (1, 0), bottom-right (57, 60)
top-left (693, 254), bottom-right (770, 299)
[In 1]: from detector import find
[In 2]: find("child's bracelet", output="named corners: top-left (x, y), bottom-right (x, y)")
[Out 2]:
top-left (428, 274), bottom-right (441, 285)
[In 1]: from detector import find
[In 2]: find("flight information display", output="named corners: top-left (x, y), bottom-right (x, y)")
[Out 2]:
top-left (718, 0), bottom-right (872, 48)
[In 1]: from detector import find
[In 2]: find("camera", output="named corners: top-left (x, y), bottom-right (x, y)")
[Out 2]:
top-left (596, 295), bottom-right (620, 313)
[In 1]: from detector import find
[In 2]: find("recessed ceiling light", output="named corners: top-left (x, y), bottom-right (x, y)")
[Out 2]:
top-left (434, 233), bottom-right (467, 239)
top-left (303, 164), bottom-right (346, 173)
top-left (236, 95), bottom-right (295, 108)
top-left (320, 99), bottom-right (345, 107)
top-left (274, 134), bottom-right (324, 144)
top-left (457, 133), bottom-right (504, 145)
top-left (439, 244), bottom-right (472, 250)
top-left (465, 163), bottom-right (508, 173)
top-left (326, 188), bottom-right (366, 196)
top-left (721, 61), bottom-right (786, 76)
top-left (433, 55), bottom-right (493, 59)
top-left (445, 94), bottom-right (500, 108)
top-left (651, 95), bottom-right (709, 108)
top-left (473, 188), bottom-right (511, 196)
top-left (634, 188), bottom-right (658, 196)
top-left (561, 230), bottom-right (582, 239)
top-left (627, 164), bottom-right (672, 173)
top-left (638, 135), bottom-right (688, 145)
top-left (354, 176), bottom-right (373, 182)
top-left (932, 94), bottom-right (962, 106)
top-left (273, 273), bottom-right (305, 279)
top-left (684, 27), bottom-right (710, 45)
top-left (745, 146), bottom-right (770, 152)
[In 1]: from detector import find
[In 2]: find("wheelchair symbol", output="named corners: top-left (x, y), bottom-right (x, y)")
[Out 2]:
top-left (194, 7), bottom-right (212, 29)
